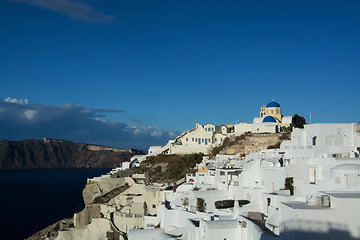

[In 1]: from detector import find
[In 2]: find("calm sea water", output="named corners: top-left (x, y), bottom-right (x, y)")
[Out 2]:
top-left (0, 168), bottom-right (111, 240)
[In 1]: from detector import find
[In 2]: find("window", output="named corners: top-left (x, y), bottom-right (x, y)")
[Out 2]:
top-left (195, 138), bottom-right (197, 142)
top-left (192, 138), bottom-right (194, 141)
top-left (186, 138), bottom-right (188, 141)
top-left (335, 177), bottom-right (341, 184)
top-left (152, 204), bottom-right (156, 208)
top-left (312, 136), bottom-right (317, 146)
top-left (202, 139), bottom-right (204, 142)
top-left (215, 138), bottom-right (217, 142)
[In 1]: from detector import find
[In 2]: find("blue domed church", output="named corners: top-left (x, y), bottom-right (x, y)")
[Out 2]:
top-left (234, 99), bottom-right (293, 134)
top-left (253, 100), bottom-right (293, 129)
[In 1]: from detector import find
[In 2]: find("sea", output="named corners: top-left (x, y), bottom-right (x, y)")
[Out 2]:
top-left (0, 168), bottom-right (111, 240)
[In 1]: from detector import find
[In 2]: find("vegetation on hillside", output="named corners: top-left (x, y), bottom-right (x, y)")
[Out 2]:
top-left (140, 153), bottom-right (203, 183)
top-left (211, 131), bottom-right (291, 155)
top-left (267, 133), bottom-right (291, 149)
top-left (211, 132), bottom-right (252, 156)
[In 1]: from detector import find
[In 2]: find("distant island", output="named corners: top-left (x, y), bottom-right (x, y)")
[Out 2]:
top-left (0, 138), bottom-right (146, 169)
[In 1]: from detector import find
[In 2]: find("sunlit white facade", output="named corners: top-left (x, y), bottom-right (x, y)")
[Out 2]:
top-left (129, 123), bottom-right (360, 240)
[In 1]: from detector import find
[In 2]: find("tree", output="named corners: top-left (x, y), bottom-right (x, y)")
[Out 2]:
top-left (285, 177), bottom-right (294, 195)
top-left (293, 114), bottom-right (306, 128)
top-left (182, 198), bottom-right (189, 208)
top-left (196, 198), bottom-right (205, 212)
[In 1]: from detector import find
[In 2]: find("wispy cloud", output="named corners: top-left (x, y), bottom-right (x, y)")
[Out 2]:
top-left (0, 98), bottom-right (179, 149)
top-left (275, 71), bottom-right (290, 78)
top-left (11, 0), bottom-right (115, 23)
top-left (126, 118), bottom-right (143, 124)
top-left (286, 84), bottom-right (302, 89)
top-left (92, 108), bottom-right (124, 113)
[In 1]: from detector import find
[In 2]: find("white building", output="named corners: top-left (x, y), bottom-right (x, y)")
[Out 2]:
top-left (168, 123), bottom-right (231, 155)
top-left (129, 123), bottom-right (360, 240)
top-left (143, 100), bottom-right (294, 157)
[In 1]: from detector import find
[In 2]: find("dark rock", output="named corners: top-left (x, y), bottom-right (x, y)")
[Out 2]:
top-left (0, 139), bottom-right (146, 169)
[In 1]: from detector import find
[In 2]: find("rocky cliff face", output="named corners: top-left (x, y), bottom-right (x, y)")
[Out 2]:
top-left (212, 132), bottom-right (291, 158)
top-left (0, 139), bottom-right (146, 169)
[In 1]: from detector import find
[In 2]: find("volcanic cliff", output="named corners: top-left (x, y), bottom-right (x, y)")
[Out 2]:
top-left (0, 138), bottom-right (146, 169)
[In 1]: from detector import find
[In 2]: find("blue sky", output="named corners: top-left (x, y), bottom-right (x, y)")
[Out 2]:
top-left (1, 0), bottom-right (359, 149)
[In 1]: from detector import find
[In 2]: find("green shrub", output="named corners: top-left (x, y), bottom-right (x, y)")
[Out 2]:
top-left (285, 177), bottom-right (294, 195)
top-left (197, 198), bottom-right (205, 212)
top-left (181, 153), bottom-right (203, 168)
top-left (267, 142), bottom-right (281, 149)
top-left (211, 137), bottom-right (235, 156)
top-left (235, 134), bottom-right (246, 141)
top-left (279, 133), bottom-right (291, 140)
top-left (144, 155), bottom-right (155, 164)
top-left (211, 146), bottom-right (221, 156)
top-left (140, 153), bottom-right (204, 182)
top-left (182, 198), bottom-right (189, 207)
top-left (215, 199), bottom-right (250, 209)
top-left (238, 200), bottom-right (250, 205)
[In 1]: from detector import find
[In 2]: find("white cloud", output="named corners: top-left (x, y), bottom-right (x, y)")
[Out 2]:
top-left (150, 128), bottom-right (163, 137)
top-left (0, 99), bottom-right (179, 149)
top-left (168, 131), bottom-right (177, 138)
top-left (81, 109), bottom-right (92, 114)
top-left (95, 117), bottom-right (106, 123)
top-left (4, 97), bottom-right (29, 105)
top-left (22, 109), bottom-right (37, 121)
top-left (11, 0), bottom-right (115, 23)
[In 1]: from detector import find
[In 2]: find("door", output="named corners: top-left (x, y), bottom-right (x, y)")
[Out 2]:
top-left (310, 167), bottom-right (316, 184)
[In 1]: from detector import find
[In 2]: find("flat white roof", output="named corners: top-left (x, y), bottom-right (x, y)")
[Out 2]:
top-left (321, 191), bottom-right (360, 199)
top-left (204, 220), bottom-right (238, 229)
top-left (192, 190), bottom-right (225, 198)
top-left (282, 201), bottom-right (330, 210)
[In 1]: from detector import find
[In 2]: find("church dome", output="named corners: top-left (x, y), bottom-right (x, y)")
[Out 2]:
top-left (266, 101), bottom-right (281, 108)
top-left (263, 116), bottom-right (277, 123)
